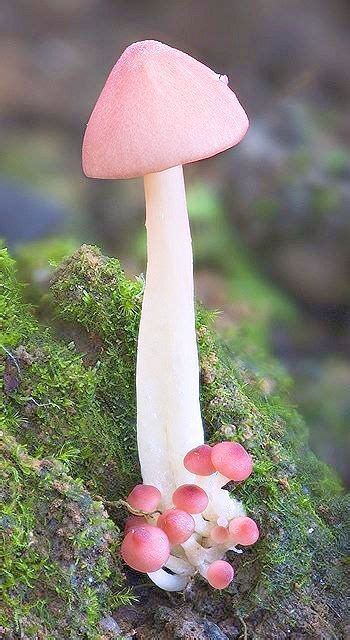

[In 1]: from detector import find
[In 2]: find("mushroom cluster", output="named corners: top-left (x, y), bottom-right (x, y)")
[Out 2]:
top-left (83, 40), bottom-right (254, 591)
top-left (121, 442), bottom-right (259, 591)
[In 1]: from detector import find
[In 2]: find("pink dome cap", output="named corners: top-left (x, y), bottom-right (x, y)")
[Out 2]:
top-left (126, 484), bottom-right (161, 513)
top-left (82, 40), bottom-right (249, 179)
top-left (121, 524), bottom-right (170, 573)
top-left (206, 560), bottom-right (234, 589)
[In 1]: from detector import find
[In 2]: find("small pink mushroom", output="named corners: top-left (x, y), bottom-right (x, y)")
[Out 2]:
top-left (157, 508), bottom-right (195, 544)
top-left (126, 484), bottom-right (161, 512)
top-left (183, 444), bottom-right (215, 476)
top-left (172, 484), bottom-right (209, 514)
top-left (124, 515), bottom-right (147, 533)
top-left (121, 524), bottom-right (170, 572)
top-left (211, 441), bottom-right (252, 482)
top-left (228, 516), bottom-right (259, 545)
top-left (206, 560), bottom-right (234, 589)
top-left (210, 525), bottom-right (230, 544)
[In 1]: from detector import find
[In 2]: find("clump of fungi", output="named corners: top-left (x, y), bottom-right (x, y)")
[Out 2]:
top-left (83, 40), bottom-right (259, 591)
top-left (121, 442), bottom-right (259, 590)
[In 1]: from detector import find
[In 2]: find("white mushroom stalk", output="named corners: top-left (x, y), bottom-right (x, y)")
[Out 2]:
top-left (137, 165), bottom-right (203, 504)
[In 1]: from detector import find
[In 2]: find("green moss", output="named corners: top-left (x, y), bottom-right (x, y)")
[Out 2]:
top-left (196, 322), bottom-right (347, 616)
top-left (1, 245), bottom-right (348, 637)
top-left (0, 433), bottom-right (133, 639)
top-left (1, 247), bottom-right (141, 499)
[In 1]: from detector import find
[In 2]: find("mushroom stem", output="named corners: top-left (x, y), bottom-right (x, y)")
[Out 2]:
top-left (147, 568), bottom-right (190, 591)
top-left (165, 554), bottom-right (194, 575)
top-left (136, 165), bottom-right (204, 504)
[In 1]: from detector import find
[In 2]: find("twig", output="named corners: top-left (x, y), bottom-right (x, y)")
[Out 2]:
top-left (238, 614), bottom-right (248, 640)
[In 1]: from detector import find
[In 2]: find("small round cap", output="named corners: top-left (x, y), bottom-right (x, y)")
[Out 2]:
top-left (183, 444), bottom-right (215, 476)
top-left (211, 441), bottom-right (253, 482)
top-left (228, 516), bottom-right (259, 546)
top-left (126, 484), bottom-right (161, 512)
top-left (83, 40), bottom-right (249, 179)
top-left (121, 524), bottom-right (170, 573)
top-left (206, 560), bottom-right (234, 589)
top-left (172, 484), bottom-right (209, 514)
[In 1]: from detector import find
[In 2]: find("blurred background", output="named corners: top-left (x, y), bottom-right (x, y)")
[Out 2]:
top-left (1, 0), bottom-right (349, 485)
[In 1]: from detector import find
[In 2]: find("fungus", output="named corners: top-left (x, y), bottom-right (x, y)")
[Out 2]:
top-left (206, 560), bottom-right (234, 589)
top-left (126, 484), bottom-right (161, 513)
top-left (120, 525), bottom-right (170, 573)
top-left (211, 441), bottom-right (253, 482)
top-left (157, 508), bottom-right (195, 544)
top-left (228, 516), bottom-right (260, 546)
top-left (172, 484), bottom-right (209, 514)
top-left (184, 444), bottom-right (215, 476)
top-left (82, 40), bottom-right (254, 591)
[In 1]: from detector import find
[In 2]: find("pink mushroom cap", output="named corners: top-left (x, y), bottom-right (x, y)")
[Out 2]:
top-left (172, 484), bottom-right (209, 514)
top-left (228, 516), bottom-right (260, 546)
top-left (206, 560), bottom-right (234, 589)
top-left (183, 444), bottom-right (215, 476)
top-left (210, 441), bottom-right (253, 482)
top-left (121, 524), bottom-right (170, 573)
top-left (210, 525), bottom-right (230, 544)
top-left (82, 40), bottom-right (249, 179)
top-left (126, 484), bottom-right (161, 513)
top-left (157, 508), bottom-right (195, 544)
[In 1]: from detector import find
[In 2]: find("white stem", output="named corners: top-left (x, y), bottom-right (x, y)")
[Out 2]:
top-left (165, 554), bottom-right (194, 575)
top-left (196, 472), bottom-right (231, 492)
top-left (147, 568), bottom-right (190, 591)
top-left (136, 166), bottom-right (204, 505)
top-left (192, 513), bottom-right (212, 536)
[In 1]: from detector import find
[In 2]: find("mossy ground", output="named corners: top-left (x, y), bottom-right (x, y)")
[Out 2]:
top-left (1, 245), bottom-right (348, 639)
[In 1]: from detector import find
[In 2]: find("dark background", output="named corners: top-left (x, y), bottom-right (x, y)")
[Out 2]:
top-left (1, 0), bottom-right (349, 484)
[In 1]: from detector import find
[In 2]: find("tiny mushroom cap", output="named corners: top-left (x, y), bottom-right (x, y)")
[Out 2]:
top-left (127, 484), bottom-right (161, 512)
top-left (172, 484), bottom-right (209, 514)
top-left (157, 508), bottom-right (195, 544)
top-left (121, 524), bottom-right (170, 573)
top-left (206, 560), bottom-right (234, 589)
top-left (184, 444), bottom-right (215, 476)
top-left (228, 516), bottom-right (260, 546)
top-left (82, 40), bottom-right (249, 179)
top-left (211, 441), bottom-right (253, 482)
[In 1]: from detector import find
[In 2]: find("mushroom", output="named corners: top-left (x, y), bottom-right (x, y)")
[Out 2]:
top-left (228, 516), bottom-right (260, 546)
top-left (82, 39), bottom-right (248, 504)
top-left (121, 524), bottom-right (170, 573)
top-left (157, 508), bottom-right (195, 544)
top-left (82, 40), bottom-right (252, 590)
top-left (184, 444), bottom-right (215, 476)
top-left (172, 484), bottom-right (209, 514)
top-left (206, 560), bottom-right (234, 589)
top-left (126, 483), bottom-right (161, 513)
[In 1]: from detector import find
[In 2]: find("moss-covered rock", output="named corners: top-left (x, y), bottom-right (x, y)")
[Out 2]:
top-left (0, 433), bottom-right (132, 639)
top-left (1, 245), bottom-right (348, 639)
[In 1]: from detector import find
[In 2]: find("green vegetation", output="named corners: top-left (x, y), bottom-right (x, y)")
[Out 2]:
top-left (1, 433), bottom-right (133, 638)
top-left (1, 245), bottom-right (348, 638)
